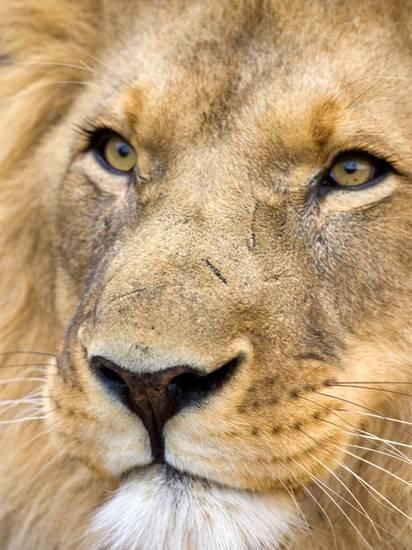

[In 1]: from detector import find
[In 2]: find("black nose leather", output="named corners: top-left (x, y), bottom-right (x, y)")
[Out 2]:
top-left (90, 355), bottom-right (239, 460)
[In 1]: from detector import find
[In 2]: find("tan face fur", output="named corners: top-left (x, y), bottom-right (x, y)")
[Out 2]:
top-left (1, 1), bottom-right (412, 549)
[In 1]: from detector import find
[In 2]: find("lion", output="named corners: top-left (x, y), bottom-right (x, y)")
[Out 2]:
top-left (0, 0), bottom-right (411, 548)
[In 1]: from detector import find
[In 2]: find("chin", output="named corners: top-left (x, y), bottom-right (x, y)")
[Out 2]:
top-left (91, 465), bottom-right (297, 550)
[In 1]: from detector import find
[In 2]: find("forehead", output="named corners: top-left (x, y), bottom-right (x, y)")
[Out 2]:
top-left (98, 0), bottom-right (412, 162)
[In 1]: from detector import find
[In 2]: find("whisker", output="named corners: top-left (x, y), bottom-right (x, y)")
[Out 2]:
top-left (0, 388), bottom-right (49, 417)
top-left (298, 428), bottom-right (383, 536)
top-left (356, 431), bottom-right (412, 452)
top-left (279, 478), bottom-right (311, 534)
top-left (298, 394), bottom-right (357, 430)
top-left (0, 398), bottom-right (53, 416)
top-left (299, 393), bottom-right (411, 460)
top-left (335, 458), bottom-right (412, 522)
top-left (300, 482), bottom-right (338, 550)
top-left (293, 458), bottom-right (373, 549)
top-left (315, 391), bottom-right (412, 441)
top-left (0, 351), bottom-right (56, 358)
top-left (333, 381), bottom-right (412, 386)
top-left (0, 80), bottom-right (105, 105)
top-left (0, 394), bottom-right (45, 402)
top-left (0, 376), bottom-right (48, 382)
top-left (0, 364), bottom-right (51, 369)
top-left (281, 462), bottom-right (336, 546)
top-left (0, 408), bottom-right (41, 420)
top-left (338, 408), bottom-right (412, 427)
top-left (0, 377), bottom-right (46, 385)
top-left (318, 416), bottom-right (411, 462)
top-left (314, 453), bottom-right (399, 538)
top-left (81, 53), bottom-right (127, 82)
top-left (0, 416), bottom-right (46, 425)
top-left (313, 391), bottom-right (376, 416)
top-left (328, 384), bottom-right (412, 399)
top-left (0, 416), bottom-right (65, 472)
top-left (1, 406), bottom-right (62, 424)
top-left (0, 389), bottom-right (46, 405)
top-left (344, 442), bottom-right (412, 465)
top-left (0, 398), bottom-right (43, 406)
top-left (27, 446), bottom-right (67, 490)
top-left (332, 444), bottom-right (412, 489)
top-left (297, 428), bottom-right (381, 537)
top-left (10, 60), bottom-right (100, 75)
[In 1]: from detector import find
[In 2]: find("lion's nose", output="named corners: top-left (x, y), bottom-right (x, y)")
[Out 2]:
top-left (89, 355), bottom-right (240, 460)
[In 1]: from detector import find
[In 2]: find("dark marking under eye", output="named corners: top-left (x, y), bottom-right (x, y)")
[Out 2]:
top-left (247, 203), bottom-right (258, 253)
top-left (204, 259), bottom-right (228, 285)
top-left (295, 352), bottom-right (330, 363)
top-left (0, 54), bottom-right (13, 66)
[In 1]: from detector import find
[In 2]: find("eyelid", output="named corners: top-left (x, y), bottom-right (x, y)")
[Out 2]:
top-left (81, 127), bottom-right (130, 153)
top-left (327, 145), bottom-right (401, 176)
top-left (75, 115), bottom-right (135, 152)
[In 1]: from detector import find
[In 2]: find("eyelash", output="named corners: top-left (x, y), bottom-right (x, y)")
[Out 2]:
top-left (75, 122), bottom-right (113, 152)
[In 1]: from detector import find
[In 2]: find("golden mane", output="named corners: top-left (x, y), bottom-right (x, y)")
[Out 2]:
top-left (0, 0), bottom-right (98, 348)
top-left (0, 3), bottom-right (108, 546)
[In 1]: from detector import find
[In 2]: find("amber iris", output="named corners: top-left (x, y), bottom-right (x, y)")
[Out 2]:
top-left (329, 154), bottom-right (376, 188)
top-left (102, 135), bottom-right (137, 173)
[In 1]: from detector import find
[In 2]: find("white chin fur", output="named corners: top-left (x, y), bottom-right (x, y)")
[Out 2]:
top-left (91, 466), bottom-right (297, 550)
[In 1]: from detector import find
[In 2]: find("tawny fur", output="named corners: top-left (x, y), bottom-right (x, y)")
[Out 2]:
top-left (0, 1), bottom-right (411, 549)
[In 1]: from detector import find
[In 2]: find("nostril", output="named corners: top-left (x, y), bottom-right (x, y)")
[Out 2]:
top-left (170, 354), bottom-right (242, 411)
top-left (98, 366), bottom-right (128, 391)
top-left (90, 357), bottom-right (129, 403)
top-left (88, 353), bottom-right (244, 461)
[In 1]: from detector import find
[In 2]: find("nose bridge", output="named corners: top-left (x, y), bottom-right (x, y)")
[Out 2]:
top-left (102, 197), bottom-right (250, 309)
top-left (111, 216), bottom-right (231, 305)
top-left (121, 142), bottom-right (257, 280)
top-left (85, 155), bottom-right (264, 375)
top-left (88, 206), bottom-right (255, 373)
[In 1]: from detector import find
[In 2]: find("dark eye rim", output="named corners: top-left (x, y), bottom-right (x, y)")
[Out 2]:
top-left (321, 150), bottom-right (393, 193)
top-left (88, 128), bottom-right (138, 176)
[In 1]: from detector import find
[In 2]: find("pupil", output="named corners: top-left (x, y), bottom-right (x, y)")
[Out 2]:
top-left (117, 144), bottom-right (130, 158)
top-left (343, 161), bottom-right (358, 175)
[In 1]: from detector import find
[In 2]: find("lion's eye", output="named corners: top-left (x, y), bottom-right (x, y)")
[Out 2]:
top-left (92, 131), bottom-right (137, 175)
top-left (326, 152), bottom-right (391, 190)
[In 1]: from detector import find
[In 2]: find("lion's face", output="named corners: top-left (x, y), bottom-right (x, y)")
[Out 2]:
top-left (42, 1), bottom-right (412, 547)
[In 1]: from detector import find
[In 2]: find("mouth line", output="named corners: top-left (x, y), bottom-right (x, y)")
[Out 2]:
top-left (122, 462), bottom-right (226, 490)
top-left (123, 461), bottom-right (200, 480)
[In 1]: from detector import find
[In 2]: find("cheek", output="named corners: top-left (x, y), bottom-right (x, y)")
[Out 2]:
top-left (55, 172), bottom-right (127, 329)
top-left (55, 267), bottom-right (83, 326)
top-left (56, 173), bottom-right (98, 282)
top-left (163, 364), bottom-right (352, 491)
top-left (307, 193), bottom-right (412, 331)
